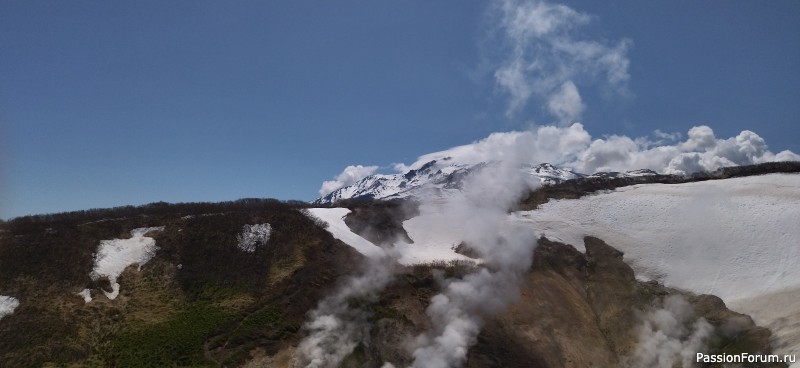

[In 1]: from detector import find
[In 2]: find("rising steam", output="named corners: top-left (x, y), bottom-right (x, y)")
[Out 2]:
top-left (294, 253), bottom-right (396, 368)
top-left (408, 143), bottom-right (541, 367)
top-left (625, 295), bottom-right (713, 368)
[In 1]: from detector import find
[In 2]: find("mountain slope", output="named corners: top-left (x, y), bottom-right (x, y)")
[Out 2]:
top-left (0, 200), bottom-right (361, 367)
top-left (1, 166), bottom-right (797, 367)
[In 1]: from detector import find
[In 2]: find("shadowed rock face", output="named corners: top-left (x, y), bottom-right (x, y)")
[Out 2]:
top-left (474, 237), bottom-right (784, 368)
top-left (342, 200), bottom-right (417, 245)
top-left (468, 237), bottom-right (637, 368)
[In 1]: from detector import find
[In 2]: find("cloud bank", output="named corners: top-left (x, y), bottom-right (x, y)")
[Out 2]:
top-left (490, 0), bottom-right (630, 122)
top-left (319, 123), bottom-right (799, 198)
top-left (404, 123), bottom-right (800, 176)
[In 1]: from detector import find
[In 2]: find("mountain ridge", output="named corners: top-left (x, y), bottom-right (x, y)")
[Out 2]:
top-left (314, 161), bottom-right (658, 205)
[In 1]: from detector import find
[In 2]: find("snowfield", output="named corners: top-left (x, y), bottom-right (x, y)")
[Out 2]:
top-left (516, 173), bottom-right (800, 361)
top-left (87, 226), bottom-right (165, 301)
top-left (0, 296), bottom-right (19, 321)
top-left (516, 174), bottom-right (800, 300)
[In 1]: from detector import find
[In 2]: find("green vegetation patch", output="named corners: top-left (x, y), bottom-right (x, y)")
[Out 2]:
top-left (207, 307), bottom-right (291, 366)
top-left (228, 307), bottom-right (282, 343)
top-left (106, 302), bottom-right (233, 367)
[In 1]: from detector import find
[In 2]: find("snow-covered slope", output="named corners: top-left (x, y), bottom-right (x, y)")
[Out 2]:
top-left (305, 208), bottom-right (475, 265)
top-left (305, 208), bottom-right (385, 259)
top-left (314, 161), bottom-right (653, 204)
top-left (516, 173), bottom-right (800, 361)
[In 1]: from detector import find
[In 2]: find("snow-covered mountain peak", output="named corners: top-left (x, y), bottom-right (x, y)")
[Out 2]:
top-left (525, 163), bottom-right (585, 185)
top-left (314, 162), bottom-right (662, 204)
top-left (313, 159), bottom-right (479, 205)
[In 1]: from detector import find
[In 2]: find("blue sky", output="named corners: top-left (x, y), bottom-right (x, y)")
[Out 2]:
top-left (1, 0), bottom-right (798, 219)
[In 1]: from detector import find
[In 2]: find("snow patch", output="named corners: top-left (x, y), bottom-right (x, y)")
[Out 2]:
top-left (77, 289), bottom-right (92, 303)
top-left (0, 296), bottom-right (20, 320)
top-left (0, 295), bottom-right (19, 319)
top-left (89, 226), bottom-right (164, 300)
top-left (237, 223), bottom-right (272, 252)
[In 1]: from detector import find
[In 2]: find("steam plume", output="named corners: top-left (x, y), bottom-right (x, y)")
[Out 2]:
top-left (626, 295), bottom-right (713, 368)
top-left (409, 144), bottom-right (540, 367)
top-left (294, 254), bottom-right (396, 368)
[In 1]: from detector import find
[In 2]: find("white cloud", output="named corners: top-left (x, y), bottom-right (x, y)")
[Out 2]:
top-left (659, 128), bottom-right (798, 175)
top-left (680, 125), bottom-right (717, 151)
top-left (547, 81), bottom-right (585, 122)
top-left (776, 150), bottom-right (800, 162)
top-left (494, 59), bottom-right (533, 115)
top-left (383, 123), bottom-right (799, 177)
top-left (408, 123), bottom-right (592, 170)
top-left (491, 0), bottom-right (631, 122)
top-left (501, 0), bottom-right (588, 40)
top-left (392, 162), bottom-right (410, 173)
top-left (653, 129), bottom-right (682, 144)
top-left (319, 165), bottom-right (379, 197)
